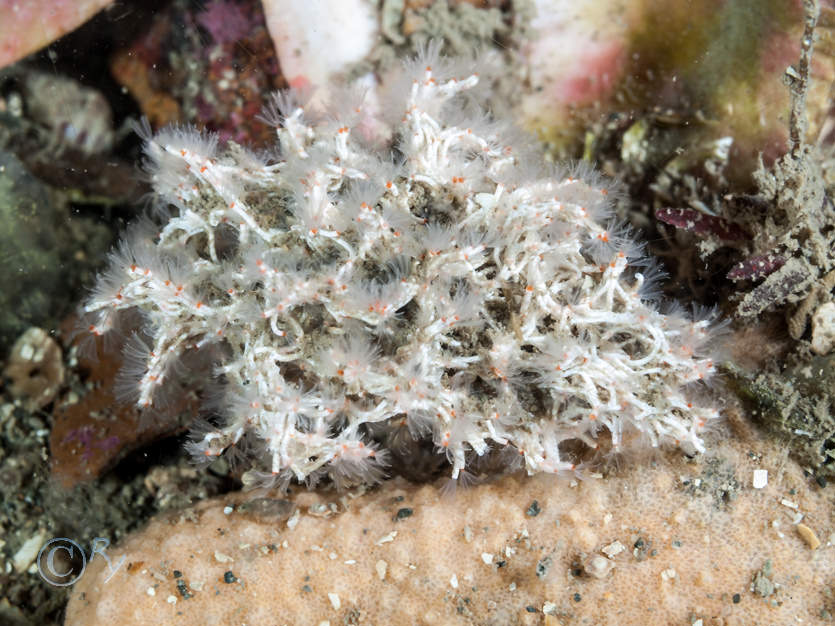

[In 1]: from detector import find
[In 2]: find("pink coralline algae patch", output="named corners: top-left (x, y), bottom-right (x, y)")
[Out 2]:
top-left (196, 0), bottom-right (256, 46)
top-left (551, 41), bottom-right (624, 106)
top-left (0, 0), bottom-right (113, 69)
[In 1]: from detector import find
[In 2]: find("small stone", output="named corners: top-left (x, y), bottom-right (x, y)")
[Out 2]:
top-left (214, 551), bottom-right (233, 563)
top-left (601, 540), bottom-right (625, 558)
top-left (796, 523), bottom-right (821, 550)
top-left (395, 507), bottom-right (413, 521)
top-left (12, 530), bottom-right (46, 573)
top-left (328, 592), bottom-right (341, 610)
top-left (376, 531), bottom-right (397, 545)
top-left (811, 302), bottom-right (835, 355)
top-left (375, 559), bottom-right (387, 581)
top-left (223, 571), bottom-right (237, 583)
top-left (583, 555), bottom-right (614, 579)
top-left (526, 500), bottom-right (541, 516)
top-left (752, 469), bottom-right (768, 489)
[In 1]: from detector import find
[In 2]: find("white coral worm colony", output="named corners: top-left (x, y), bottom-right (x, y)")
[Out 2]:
top-left (82, 45), bottom-right (723, 490)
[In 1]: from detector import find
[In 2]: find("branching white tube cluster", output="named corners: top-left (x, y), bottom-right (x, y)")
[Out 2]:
top-left (84, 44), bottom-right (723, 490)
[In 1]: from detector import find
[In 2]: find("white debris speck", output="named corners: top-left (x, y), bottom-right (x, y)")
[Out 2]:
top-left (146, 587), bottom-right (156, 597)
top-left (752, 469), bottom-right (768, 489)
top-left (603, 513), bottom-right (613, 526)
top-left (190, 581), bottom-right (204, 592)
top-left (166, 595), bottom-right (177, 605)
top-left (481, 552), bottom-right (494, 565)
top-left (281, 540), bottom-right (289, 548)
top-left (543, 601), bottom-right (557, 615)
top-left (223, 505), bottom-right (234, 515)
top-left (318, 622), bottom-right (330, 626)
top-left (601, 540), bottom-right (625, 558)
top-left (12, 530), bottom-right (46, 573)
top-left (450, 574), bottom-right (459, 589)
top-left (344, 559), bottom-right (356, 565)
top-left (329, 552), bottom-right (338, 560)
top-left (780, 499), bottom-right (798, 509)
top-left (287, 509), bottom-right (301, 529)
top-left (376, 531), bottom-right (397, 545)
top-left (509, 582), bottom-right (517, 591)
top-left (661, 568), bottom-right (677, 581)
top-left (375, 559), bottom-right (387, 580)
top-left (463, 526), bottom-right (473, 543)
top-left (328, 592), bottom-right (341, 610)
top-left (584, 555), bottom-right (614, 579)
top-left (214, 551), bottom-right (234, 563)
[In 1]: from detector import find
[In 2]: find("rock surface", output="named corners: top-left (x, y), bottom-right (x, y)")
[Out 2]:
top-left (65, 407), bottom-right (834, 625)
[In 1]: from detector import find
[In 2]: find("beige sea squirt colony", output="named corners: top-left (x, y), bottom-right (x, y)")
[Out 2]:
top-left (81, 44), bottom-right (724, 491)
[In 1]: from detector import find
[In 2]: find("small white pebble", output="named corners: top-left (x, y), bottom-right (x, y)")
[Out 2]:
top-left (328, 552), bottom-right (338, 560)
top-left (214, 551), bottom-right (233, 563)
top-left (509, 582), bottom-right (517, 591)
top-left (344, 560), bottom-right (356, 565)
top-left (12, 531), bottom-right (46, 573)
top-left (287, 509), bottom-right (300, 529)
top-left (166, 595), bottom-right (177, 605)
top-left (481, 552), bottom-right (494, 565)
top-left (601, 540), bottom-right (625, 558)
top-left (328, 592), bottom-right (340, 611)
top-left (146, 587), bottom-right (156, 597)
top-left (661, 568), bottom-right (677, 581)
top-left (450, 574), bottom-right (458, 589)
top-left (376, 531), bottom-right (397, 545)
top-left (752, 469), bottom-right (768, 489)
top-left (223, 506), bottom-right (234, 515)
top-left (463, 526), bottom-right (473, 542)
top-left (543, 601), bottom-right (557, 615)
top-left (780, 498), bottom-right (798, 509)
top-left (190, 581), bottom-right (204, 592)
top-left (375, 560), bottom-right (387, 580)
